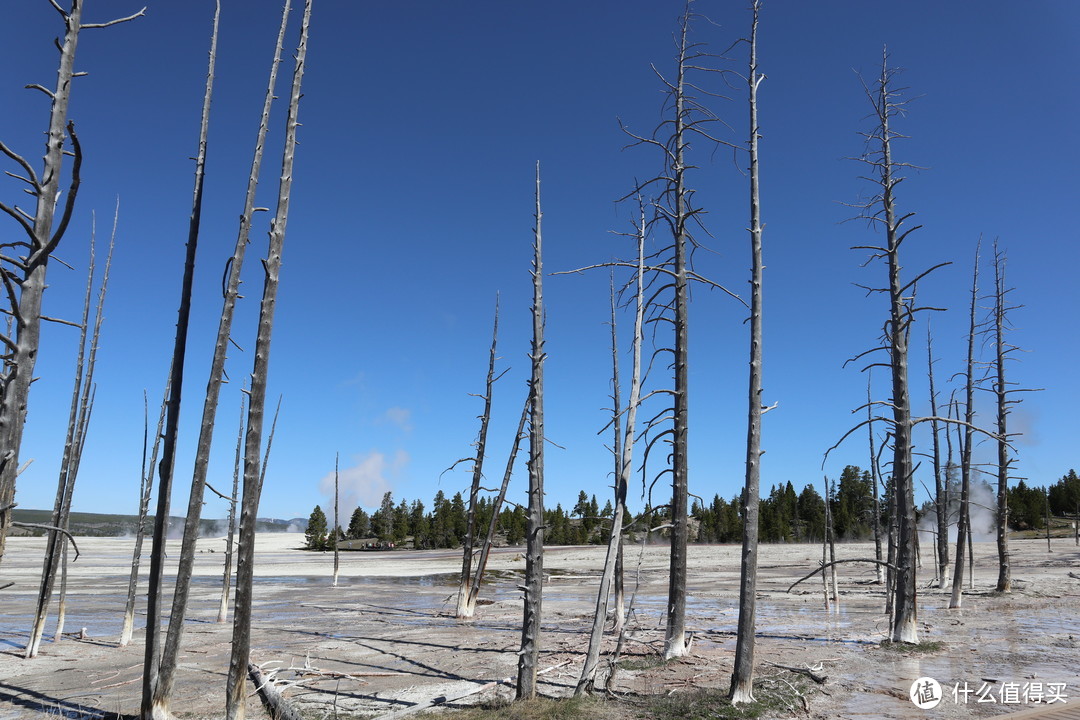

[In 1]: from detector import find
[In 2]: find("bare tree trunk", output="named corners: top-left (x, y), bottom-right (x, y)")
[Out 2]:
top-left (828, 482), bottom-right (839, 604)
top-left (607, 274), bottom-right (626, 634)
top-left (663, 3), bottom-right (694, 662)
top-left (457, 297), bottom-right (501, 619)
top-left (143, 8), bottom-right (219, 716)
top-left (27, 236), bottom-right (94, 656)
top-left (332, 453), bottom-right (340, 587)
top-left (466, 393), bottom-right (528, 613)
top-left (1045, 491), bottom-right (1051, 553)
top-left (730, 3), bottom-right (764, 700)
top-left (516, 164), bottom-right (546, 701)
top-left (0, 0), bottom-right (142, 568)
top-left (157, 1), bottom-right (291, 711)
top-left (218, 392), bottom-right (244, 623)
top-left (122, 383), bottom-right (169, 647)
top-left (991, 242), bottom-right (1012, 593)
top-left (927, 321), bottom-right (948, 588)
top-left (226, 3), bottom-right (311, 716)
top-left (853, 51), bottom-right (920, 643)
top-left (949, 241), bottom-right (980, 609)
top-left (26, 218), bottom-right (113, 657)
top-left (576, 205), bottom-right (646, 695)
top-left (820, 510), bottom-right (830, 612)
top-left (885, 481), bottom-right (896, 618)
top-left (867, 376), bottom-right (883, 584)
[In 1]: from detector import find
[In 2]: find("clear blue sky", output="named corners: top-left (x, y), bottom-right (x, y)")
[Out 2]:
top-left (1, 1), bottom-right (1077, 525)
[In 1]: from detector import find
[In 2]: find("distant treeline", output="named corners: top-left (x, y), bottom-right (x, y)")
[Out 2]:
top-left (306, 465), bottom-right (1080, 550)
top-left (10, 509), bottom-right (297, 538)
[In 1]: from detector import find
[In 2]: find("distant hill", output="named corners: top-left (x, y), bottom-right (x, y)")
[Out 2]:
top-left (10, 509), bottom-right (306, 538)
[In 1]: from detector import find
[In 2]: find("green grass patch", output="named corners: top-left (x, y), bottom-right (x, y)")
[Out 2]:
top-left (647, 682), bottom-right (808, 720)
top-left (415, 682), bottom-right (810, 720)
top-left (878, 639), bottom-right (944, 653)
top-left (416, 695), bottom-right (625, 720)
top-left (616, 654), bottom-right (671, 671)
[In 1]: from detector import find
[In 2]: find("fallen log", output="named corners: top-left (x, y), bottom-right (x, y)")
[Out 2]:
top-left (248, 662), bottom-right (304, 720)
top-left (787, 558), bottom-right (898, 593)
top-left (766, 661), bottom-right (827, 684)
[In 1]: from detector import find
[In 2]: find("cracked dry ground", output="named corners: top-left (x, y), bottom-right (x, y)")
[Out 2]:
top-left (1, 535), bottom-right (1078, 719)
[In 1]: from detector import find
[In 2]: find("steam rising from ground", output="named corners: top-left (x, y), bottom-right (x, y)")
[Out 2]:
top-left (318, 450), bottom-right (408, 527)
top-left (919, 476), bottom-right (999, 545)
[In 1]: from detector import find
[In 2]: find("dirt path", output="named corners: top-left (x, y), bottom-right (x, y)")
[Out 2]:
top-left (1, 534), bottom-right (1078, 718)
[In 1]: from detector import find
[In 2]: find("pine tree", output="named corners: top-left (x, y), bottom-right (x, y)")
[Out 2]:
top-left (347, 507), bottom-right (370, 539)
top-left (305, 506), bottom-right (328, 550)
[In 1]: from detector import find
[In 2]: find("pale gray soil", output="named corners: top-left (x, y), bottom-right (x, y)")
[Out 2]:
top-left (1, 534), bottom-right (1077, 719)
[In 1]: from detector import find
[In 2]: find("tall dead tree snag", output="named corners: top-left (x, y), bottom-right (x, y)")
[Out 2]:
top-left (142, 6), bottom-right (220, 717)
top-left (607, 276), bottom-right (627, 635)
top-left (576, 207), bottom-right (647, 695)
top-left (625, 1), bottom-right (714, 661)
top-left (226, 1), bottom-right (311, 717)
top-left (864, 54), bottom-right (919, 643)
top-left (155, 1), bottom-right (293, 712)
top-left (454, 297), bottom-right (502, 619)
top-left (730, 0), bottom-right (764, 702)
top-left (662, 5), bottom-right (694, 661)
top-left (217, 392), bottom-right (245, 623)
top-left (26, 216), bottom-right (114, 658)
top-left (516, 163), bottom-right (546, 701)
top-left (332, 453), bottom-right (340, 586)
top-left (866, 375), bottom-right (884, 584)
top-left (614, 1), bottom-right (737, 661)
top-left (992, 244), bottom-right (1011, 592)
top-left (926, 320), bottom-right (949, 588)
top-left (0, 0), bottom-right (143, 568)
top-left (987, 242), bottom-right (1038, 591)
top-left (466, 392), bottom-right (528, 614)
top-left (835, 52), bottom-right (951, 643)
top-left (949, 241), bottom-right (980, 608)
top-left (121, 383), bottom-right (169, 647)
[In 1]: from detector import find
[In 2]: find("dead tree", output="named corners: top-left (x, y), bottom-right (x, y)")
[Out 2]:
top-left (53, 218), bottom-right (112, 642)
top-left (516, 163), bottom-right (546, 701)
top-left (658, 5), bottom-right (693, 661)
top-left (949, 241), bottom-right (980, 609)
top-left (332, 453), bottom-right (340, 587)
top-left (832, 51), bottom-right (952, 643)
top-left (824, 477), bottom-right (839, 603)
top-left (121, 382), bottom-right (169, 647)
top-left (561, 2), bottom-right (736, 662)
top-left (576, 204), bottom-right (647, 695)
top-left (866, 375), bottom-right (884, 583)
top-left (0, 0), bottom-right (143, 568)
top-left (465, 392), bottom-right (528, 615)
top-left (155, 1), bottom-right (292, 711)
top-left (226, 2), bottom-right (311, 716)
top-left (454, 297), bottom-right (503, 619)
top-left (142, 7), bottom-right (220, 717)
top-left (991, 245), bottom-right (1011, 592)
top-left (926, 320), bottom-right (949, 588)
top-left (730, 1), bottom-right (765, 702)
top-left (26, 216), bottom-right (114, 657)
top-left (986, 241), bottom-right (1039, 591)
top-left (217, 391), bottom-right (245, 623)
top-left (608, 277), bottom-right (626, 634)
top-left (626, 1), bottom-right (730, 660)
